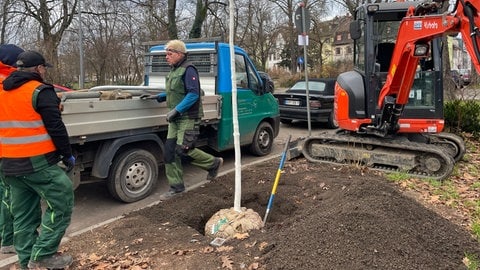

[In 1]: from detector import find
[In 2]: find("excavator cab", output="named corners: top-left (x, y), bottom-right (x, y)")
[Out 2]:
top-left (338, 1), bottom-right (444, 133)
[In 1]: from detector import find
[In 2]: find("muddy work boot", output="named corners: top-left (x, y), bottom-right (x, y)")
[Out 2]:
top-left (167, 183), bottom-right (185, 195)
top-left (160, 184), bottom-right (186, 200)
top-left (27, 253), bottom-right (73, 269)
top-left (207, 157), bottom-right (223, 181)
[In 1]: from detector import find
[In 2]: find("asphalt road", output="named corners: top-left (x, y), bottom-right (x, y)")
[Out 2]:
top-left (0, 121), bottom-right (332, 267)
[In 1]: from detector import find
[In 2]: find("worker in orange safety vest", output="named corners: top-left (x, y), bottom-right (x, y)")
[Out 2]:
top-left (0, 44), bottom-right (25, 255)
top-left (0, 50), bottom-right (75, 270)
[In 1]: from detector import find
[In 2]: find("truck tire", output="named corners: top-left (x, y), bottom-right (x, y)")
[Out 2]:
top-left (107, 148), bottom-right (158, 203)
top-left (249, 122), bottom-right (274, 156)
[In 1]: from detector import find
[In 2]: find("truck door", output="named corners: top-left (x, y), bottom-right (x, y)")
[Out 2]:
top-left (225, 53), bottom-right (277, 147)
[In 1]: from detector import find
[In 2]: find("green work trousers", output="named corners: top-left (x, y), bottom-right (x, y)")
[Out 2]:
top-left (0, 171), bottom-right (13, 247)
top-left (165, 118), bottom-right (215, 185)
top-left (4, 164), bottom-right (74, 268)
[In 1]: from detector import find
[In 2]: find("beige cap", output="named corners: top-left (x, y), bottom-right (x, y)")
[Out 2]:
top-left (166, 40), bottom-right (186, 54)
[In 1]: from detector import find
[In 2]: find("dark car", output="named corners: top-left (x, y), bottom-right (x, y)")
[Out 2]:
top-left (258, 71), bottom-right (275, 93)
top-left (273, 78), bottom-right (338, 129)
top-left (450, 69), bottom-right (471, 88)
top-left (458, 69), bottom-right (471, 85)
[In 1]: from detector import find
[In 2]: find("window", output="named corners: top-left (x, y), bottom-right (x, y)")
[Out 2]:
top-left (335, 48), bottom-right (341, 55)
top-left (353, 9), bottom-right (365, 71)
top-left (235, 54), bottom-right (248, 88)
top-left (235, 54), bottom-right (261, 93)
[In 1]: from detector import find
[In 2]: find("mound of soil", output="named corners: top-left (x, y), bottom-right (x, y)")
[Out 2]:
top-left (57, 157), bottom-right (480, 270)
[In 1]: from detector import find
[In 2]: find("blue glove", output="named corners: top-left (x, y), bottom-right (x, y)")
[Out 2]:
top-left (62, 155), bottom-right (76, 173)
top-left (156, 93), bottom-right (167, 103)
top-left (166, 109), bottom-right (180, 122)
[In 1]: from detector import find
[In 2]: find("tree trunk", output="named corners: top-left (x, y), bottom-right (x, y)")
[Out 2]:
top-left (167, 0), bottom-right (178, 39)
top-left (189, 0), bottom-right (207, 39)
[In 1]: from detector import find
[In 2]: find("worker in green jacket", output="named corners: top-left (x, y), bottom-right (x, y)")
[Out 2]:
top-left (142, 39), bottom-right (223, 196)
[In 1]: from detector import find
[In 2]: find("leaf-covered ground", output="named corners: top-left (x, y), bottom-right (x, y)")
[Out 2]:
top-left (8, 135), bottom-right (480, 270)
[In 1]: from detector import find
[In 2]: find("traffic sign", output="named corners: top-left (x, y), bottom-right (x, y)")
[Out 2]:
top-left (295, 5), bottom-right (311, 34)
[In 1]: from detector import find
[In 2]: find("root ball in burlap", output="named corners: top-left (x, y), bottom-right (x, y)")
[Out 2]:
top-left (205, 207), bottom-right (264, 239)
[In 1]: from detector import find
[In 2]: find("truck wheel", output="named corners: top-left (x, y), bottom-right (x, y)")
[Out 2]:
top-left (249, 122), bottom-right (274, 156)
top-left (107, 148), bottom-right (158, 203)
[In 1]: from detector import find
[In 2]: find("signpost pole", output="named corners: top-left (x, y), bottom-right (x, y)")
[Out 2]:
top-left (296, 2), bottom-right (311, 136)
top-left (302, 4), bottom-right (311, 136)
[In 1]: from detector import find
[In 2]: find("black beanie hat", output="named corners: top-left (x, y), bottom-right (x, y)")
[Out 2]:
top-left (0, 44), bottom-right (24, 67)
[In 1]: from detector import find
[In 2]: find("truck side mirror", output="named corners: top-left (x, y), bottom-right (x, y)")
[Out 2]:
top-left (350, 21), bottom-right (362, 40)
top-left (260, 77), bottom-right (269, 94)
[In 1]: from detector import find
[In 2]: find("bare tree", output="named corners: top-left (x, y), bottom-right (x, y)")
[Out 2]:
top-left (267, 0), bottom-right (325, 73)
top-left (231, 0), bottom-right (281, 70)
top-left (189, 0), bottom-right (208, 38)
top-left (0, 0), bottom-right (15, 43)
top-left (267, 0), bottom-right (297, 72)
top-left (16, 0), bottom-right (78, 82)
top-left (1, 0), bottom-right (356, 87)
top-left (133, 0), bottom-right (170, 41)
top-left (332, 0), bottom-right (360, 16)
top-left (202, 0), bottom-right (228, 38)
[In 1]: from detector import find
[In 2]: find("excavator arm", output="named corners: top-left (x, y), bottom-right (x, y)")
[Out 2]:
top-left (376, 0), bottom-right (480, 135)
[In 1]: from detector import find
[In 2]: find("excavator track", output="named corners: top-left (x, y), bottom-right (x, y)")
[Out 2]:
top-left (428, 132), bottom-right (466, 162)
top-left (302, 131), bottom-right (455, 181)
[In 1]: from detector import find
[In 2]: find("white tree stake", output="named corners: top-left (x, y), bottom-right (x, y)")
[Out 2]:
top-left (229, 0), bottom-right (242, 212)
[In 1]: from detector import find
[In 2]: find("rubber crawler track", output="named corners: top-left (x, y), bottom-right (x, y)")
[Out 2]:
top-left (302, 132), bottom-right (455, 181)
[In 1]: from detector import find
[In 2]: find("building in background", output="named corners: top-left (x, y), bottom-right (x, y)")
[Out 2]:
top-left (449, 35), bottom-right (471, 71)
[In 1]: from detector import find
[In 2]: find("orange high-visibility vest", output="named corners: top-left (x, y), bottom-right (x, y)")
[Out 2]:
top-left (0, 80), bottom-right (57, 158)
top-left (0, 62), bottom-right (17, 158)
top-left (0, 62), bottom-right (16, 82)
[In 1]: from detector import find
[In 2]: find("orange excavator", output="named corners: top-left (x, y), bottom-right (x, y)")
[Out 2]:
top-left (302, 0), bottom-right (480, 180)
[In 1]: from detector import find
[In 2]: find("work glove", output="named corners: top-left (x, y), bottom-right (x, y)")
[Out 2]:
top-left (156, 93), bottom-right (167, 102)
top-left (139, 94), bottom-right (157, 100)
top-left (166, 109), bottom-right (180, 122)
top-left (140, 92), bottom-right (166, 103)
top-left (62, 155), bottom-right (76, 173)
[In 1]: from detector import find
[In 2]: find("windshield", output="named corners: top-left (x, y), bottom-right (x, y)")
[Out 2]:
top-left (291, 81), bottom-right (327, 92)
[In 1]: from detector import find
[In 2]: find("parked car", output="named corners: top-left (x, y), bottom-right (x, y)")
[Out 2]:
top-left (258, 71), bottom-right (275, 93)
top-left (450, 69), bottom-right (471, 88)
top-left (458, 69), bottom-right (471, 85)
top-left (273, 78), bottom-right (338, 129)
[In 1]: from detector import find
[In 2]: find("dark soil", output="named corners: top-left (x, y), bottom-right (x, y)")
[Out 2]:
top-left (54, 157), bottom-right (480, 270)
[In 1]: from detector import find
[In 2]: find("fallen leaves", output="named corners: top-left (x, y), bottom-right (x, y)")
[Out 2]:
top-left (221, 255), bottom-right (234, 269)
top-left (217, 246), bottom-right (234, 252)
top-left (258, 242), bottom-right (269, 251)
top-left (393, 134), bottom-right (480, 232)
top-left (172, 249), bottom-right (193, 256)
top-left (233, 232), bottom-right (249, 240)
top-left (73, 252), bottom-right (152, 269)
